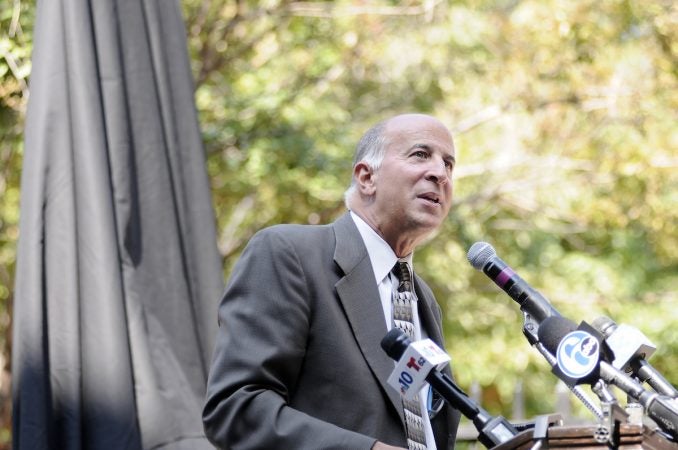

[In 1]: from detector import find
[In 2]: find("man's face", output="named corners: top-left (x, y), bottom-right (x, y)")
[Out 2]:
top-left (371, 115), bottom-right (455, 241)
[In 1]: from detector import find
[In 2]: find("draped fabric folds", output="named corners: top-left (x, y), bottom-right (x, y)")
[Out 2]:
top-left (12, 0), bottom-right (224, 448)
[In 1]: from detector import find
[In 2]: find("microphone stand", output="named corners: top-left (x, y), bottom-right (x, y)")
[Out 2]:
top-left (424, 370), bottom-right (518, 448)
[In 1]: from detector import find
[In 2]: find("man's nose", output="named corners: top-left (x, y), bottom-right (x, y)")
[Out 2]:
top-left (426, 158), bottom-right (450, 185)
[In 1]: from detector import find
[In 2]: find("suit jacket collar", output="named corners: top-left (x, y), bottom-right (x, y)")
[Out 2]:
top-left (333, 212), bottom-right (445, 346)
top-left (332, 212), bottom-right (445, 427)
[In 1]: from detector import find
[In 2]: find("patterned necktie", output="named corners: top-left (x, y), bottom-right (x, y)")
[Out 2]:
top-left (392, 260), bottom-right (427, 450)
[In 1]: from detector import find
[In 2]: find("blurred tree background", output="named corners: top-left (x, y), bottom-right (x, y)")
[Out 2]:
top-left (1, 0), bottom-right (676, 447)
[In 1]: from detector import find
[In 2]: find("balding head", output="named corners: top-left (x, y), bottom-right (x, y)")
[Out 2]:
top-left (344, 114), bottom-right (452, 208)
top-left (344, 113), bottom-right (455, 255)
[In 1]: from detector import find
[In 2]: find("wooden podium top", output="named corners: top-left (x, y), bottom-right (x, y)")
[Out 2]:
top-left (491, 423), bottom-right (678, 450)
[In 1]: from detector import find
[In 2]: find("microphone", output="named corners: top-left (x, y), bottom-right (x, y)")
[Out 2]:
top-left (591, 316), bottom-right (678, 398)
top-left (466, 241), bottom-right (604, 419)
top-left (381, 328), bottom-right (519, 448)
top-left (538, 315), bottom-right (678, 440)
top-left (467, 242), bottom-right (560, 325)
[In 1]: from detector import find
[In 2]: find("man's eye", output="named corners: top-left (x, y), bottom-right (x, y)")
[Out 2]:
top-left (413, 150), bottom-right (429, 158)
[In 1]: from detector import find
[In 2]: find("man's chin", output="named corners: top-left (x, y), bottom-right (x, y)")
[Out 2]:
top-left (416, 210), bottom-right (447, 228)
top-left (409, 216), bottom-right (445, 238)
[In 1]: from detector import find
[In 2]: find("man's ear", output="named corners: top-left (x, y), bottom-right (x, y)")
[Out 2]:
top-left (354, 162), bottom-right (376, 196)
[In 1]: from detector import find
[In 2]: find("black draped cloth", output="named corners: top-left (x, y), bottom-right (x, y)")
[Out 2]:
top-left (12, 0), bottom-right (224, 448)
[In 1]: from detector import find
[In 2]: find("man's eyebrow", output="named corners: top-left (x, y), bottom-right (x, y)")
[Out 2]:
top-left (412, 143), bottom-right (432, 151)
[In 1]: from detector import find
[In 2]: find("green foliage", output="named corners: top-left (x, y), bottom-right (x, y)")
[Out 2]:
top-left (1, 0), bottom-right (676, 442)
top-left (183, 0), bottom-right (677, 422)
top-left (0, 0), bottom-right (32, 445)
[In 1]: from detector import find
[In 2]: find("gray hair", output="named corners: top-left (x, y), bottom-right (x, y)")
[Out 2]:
top-left (343, 119), bottom-right (389, 208)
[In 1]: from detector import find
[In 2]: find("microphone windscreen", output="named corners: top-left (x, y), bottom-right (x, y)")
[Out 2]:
top-left (537, 316), bottom-right (578, 354)
top-left (467, 242), bottom-right (496, 270)
top-left (380, 328), bottom-right (411, 361)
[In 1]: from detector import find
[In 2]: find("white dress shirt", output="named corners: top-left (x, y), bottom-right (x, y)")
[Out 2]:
top-left (350, 211), bottom-right (437, 449)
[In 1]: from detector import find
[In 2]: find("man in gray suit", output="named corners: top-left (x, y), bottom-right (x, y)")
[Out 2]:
top-left (203, 113), bottom-right (461, 449)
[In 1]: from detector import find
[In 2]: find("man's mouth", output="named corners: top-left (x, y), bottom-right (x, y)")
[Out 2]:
top-left (418, 193), bottom-right (440, 205)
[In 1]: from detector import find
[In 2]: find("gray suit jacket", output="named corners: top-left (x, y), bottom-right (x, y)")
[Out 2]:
top-left (203, 212), bottom-right (461, 449)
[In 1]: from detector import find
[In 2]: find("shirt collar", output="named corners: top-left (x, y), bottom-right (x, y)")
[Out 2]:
top-left (350, 211), bottom-right (413, 284)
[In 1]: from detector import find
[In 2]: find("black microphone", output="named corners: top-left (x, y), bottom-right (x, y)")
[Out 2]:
top-left (467, 242), bottom-right (560, 324)
top-left (466, 241), bottom-right (606, 419)
top-left (591, 316), bottom-right (678, 398)
top-left (381, 328), bottom-right (518, 448)
top-left (538, 316), bottom-right (678, 440)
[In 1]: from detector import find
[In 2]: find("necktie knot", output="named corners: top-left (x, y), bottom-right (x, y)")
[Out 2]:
top-left (392, 261), bottom-right (412, 293)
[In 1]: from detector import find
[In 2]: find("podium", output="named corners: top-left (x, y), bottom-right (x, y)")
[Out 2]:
top-left (491, 423), bottom-right (678, 450)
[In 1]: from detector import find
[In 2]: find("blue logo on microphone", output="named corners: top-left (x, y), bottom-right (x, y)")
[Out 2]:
top-left (555, 330), bottom-right (599, 379)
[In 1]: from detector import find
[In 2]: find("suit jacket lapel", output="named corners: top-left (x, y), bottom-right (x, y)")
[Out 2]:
top-left (414, 275), bottom-right (453, 446)
top-left (414, 277), bottom-right (452, 383)
top-left (414, 276), bottom-right (444, 347)
top-left (332, 213), bottom-right (405, 424)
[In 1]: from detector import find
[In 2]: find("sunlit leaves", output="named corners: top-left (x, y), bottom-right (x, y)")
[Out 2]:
top-left (183, 0), bottom-right (676, 419)
top-left (184, 0), bottom-right (674, 420)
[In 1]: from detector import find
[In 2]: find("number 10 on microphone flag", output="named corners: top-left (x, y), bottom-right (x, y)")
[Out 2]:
top-left (387, 339), bottom-right (451, 400)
